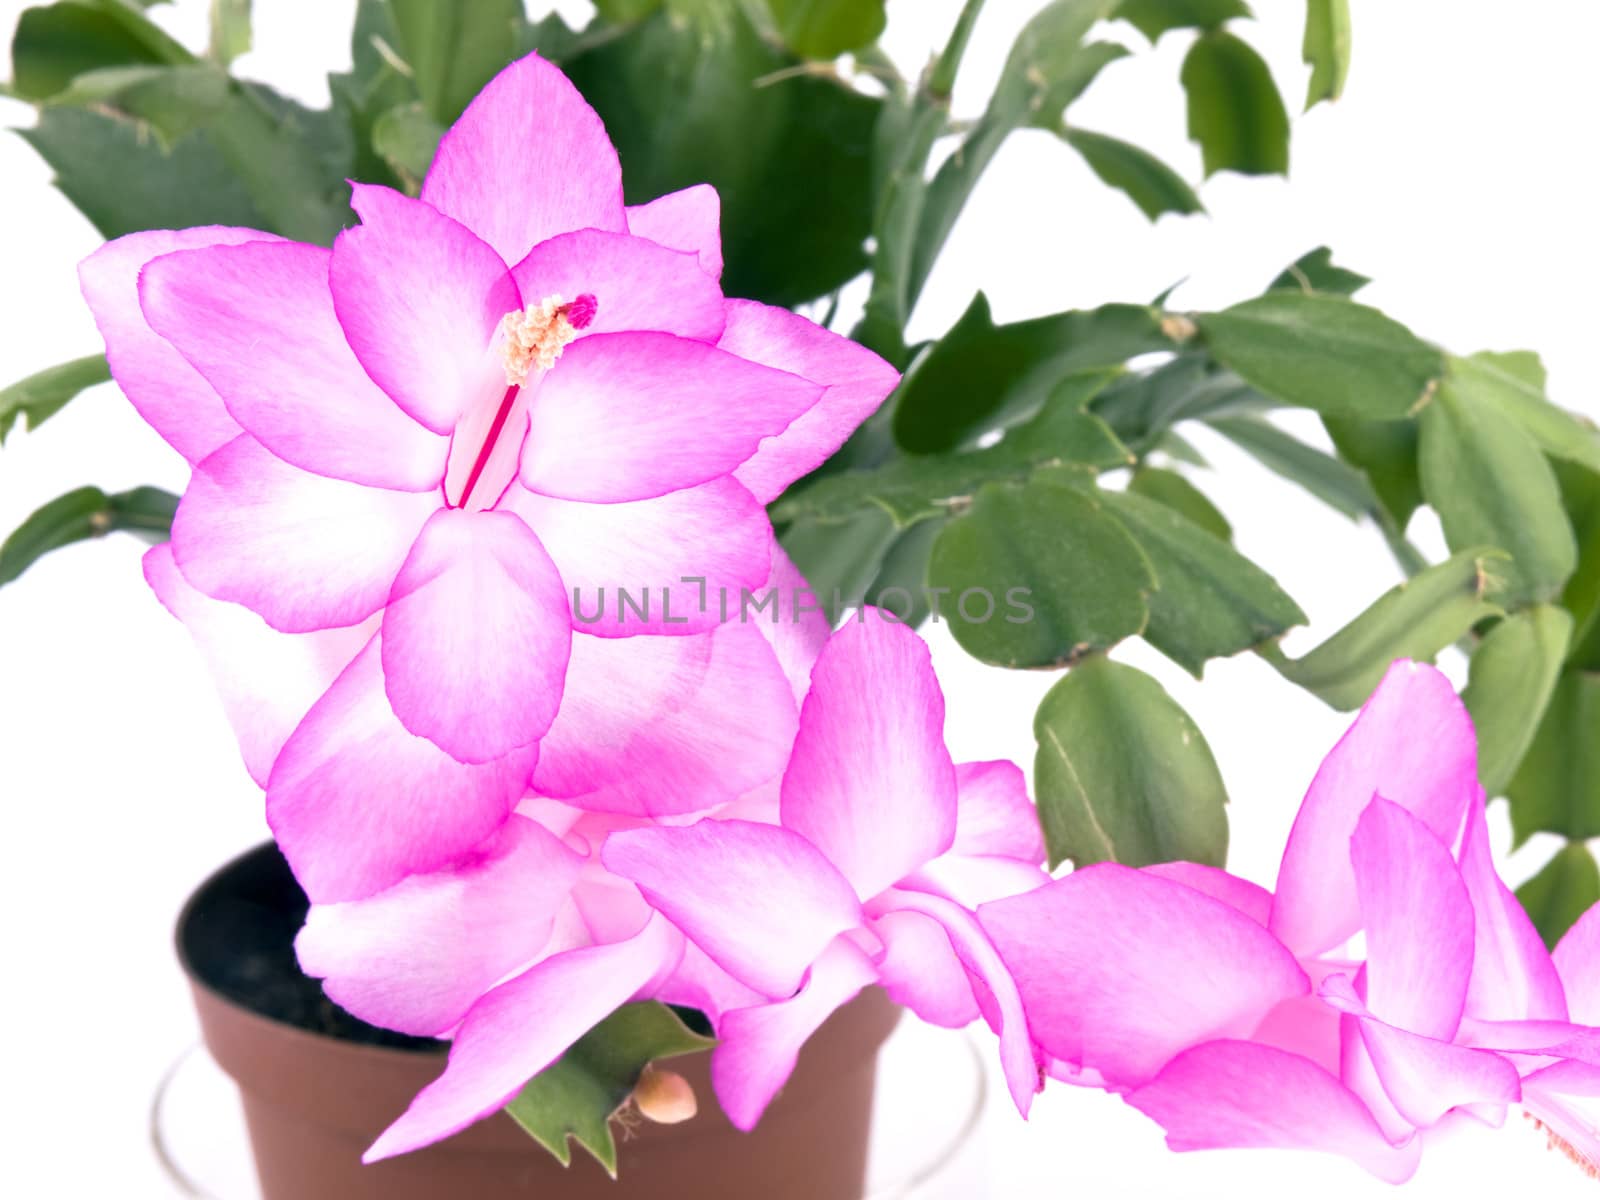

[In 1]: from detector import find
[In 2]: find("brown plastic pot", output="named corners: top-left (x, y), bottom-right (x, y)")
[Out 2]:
top-left (176, 842), bottom-right (903, 1200)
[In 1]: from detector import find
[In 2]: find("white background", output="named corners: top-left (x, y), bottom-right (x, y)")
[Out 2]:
top-left (1, 0), bottom-right (1597, 1195)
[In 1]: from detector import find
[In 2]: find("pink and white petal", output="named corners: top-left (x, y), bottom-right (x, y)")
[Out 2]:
top-left (503, 477), bottom-right (770, 637)
top-left (601, 819), bottom-right (862, 998)
top-left (1270, 659), bottom-right (1478, 958)
top-left (1555, 903), bottom-right (1600, 1027)
top-left (331, 185), bottom-right (520, 435)
top-left (79, 226), bottom-right (275, 463)
top-left (382, 508), bottom-right (571, 763)
top-left (719, 300), bottom-right (900, 503)
top-left (364, 914), bottom-right (680, 1162)
top-left (1525, 1060), bottom-right (1600, 1095)
top-left (654, 939), bottom-right (767, 1031)
top-left (267, 636), bottom-right (536, 902)
top-left (521, 332), bottom-right (821, 503)
top-left (755, 541), bottom-right (831, 706)
top-left (1141, 862), bottom-right (1273, 926)
top-left (143, 544), bottom-right (370, 787)
top-left (902, 854), bottom-right (1051, 909)
top-left (139, 241), bottom-right (448, 491)
top-left (626, 185), bottom-right (723, 280)
top-left (1351, 797), bottom-right (1475, 1039)
top-left (419, 53), bottom-right (624, 265)
top-left (711, 938), bottom-right (879, 1131)
top-left (174, 436), bottom-right (436, 633)
top-left (511, 229), bottom-right (724, 343)
top-left (886, 887), bottom-right (1041, 1114)
top-left (1460, 795), bottom-right (1567, 1023)
top-left (1126, 1040), bottom-right (1423, 1183)
top-left (781, 616), bottom-right (958, 900)
top-left (871, 908), bottom-right (980, 1029)
top-left (295, 816), bottom-right (584, 1037)
top-left (979, 865), bottom-right (1309, 1086)
top-left (950, 760), bottom-right (1044, 863)
top-left (533, 623), bottom-right (797, 817)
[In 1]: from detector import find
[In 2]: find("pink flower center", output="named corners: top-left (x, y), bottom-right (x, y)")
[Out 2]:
top-left (444, 293), bottom-right (596, 511)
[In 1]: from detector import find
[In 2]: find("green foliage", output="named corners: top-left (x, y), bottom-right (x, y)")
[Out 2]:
top-left (1096, 484), bottom-right (1305, 675)
top-left (1302, 0), bottom-right (1351, 108)
top-left (0, 354), bottom-right (108, 442)
top-left (1260, 548), bottom-right (1507, 710)
top-left (564, 4), bottom-right (880, 308)
top-left (1508, 669), bottom-right (1600, 845)
top-left (0, 485), bottom-right (177, 586)
top-left (766, 0), bottom-right (886, 59)
top-left (505, 1002), bottom-right (712, 1176)
top-left (1197, 292), bottom-right (1445, 420)
top-left (1126, 465), bottom-right (1231, 540)
top-left (208, 0), bottom-right (250, 65)
top-left (1269, 245), bottom-right (1370, 296)
top-left (1208, 414), bottom-right (1377, 520)
top-left (891, 294), bottom-right (1171, 452)
top-left (386, 0), bottom-right (524, 126)
top-left (775, 372), bottom-right (1129, 528)
top-left (1517, 843), bottom-right (1600, 951)
top-left (1181, 30), bottom-right (1288, 176)
top-left (1420, 367), bottom-right (1578, 609)
top-left (1033, 655), bottom-right (1229, 869)
top-left (929, 471), bottom-right (1156, 668)
top-left (1059, 127), bottom-right (1204, 220)
top-left (1116, 0), bottom-right (1251, 41)
top-left (1461, 606), bottom-right (1573, 797)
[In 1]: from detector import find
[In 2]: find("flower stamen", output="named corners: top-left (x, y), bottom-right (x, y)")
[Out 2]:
top-left (499, 293), bottom-right (597, 385)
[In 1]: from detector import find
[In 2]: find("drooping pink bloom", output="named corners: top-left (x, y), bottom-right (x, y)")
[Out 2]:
top-left (82, 53), bottom-right (898, 902)
top-left (314, 613), bottom-right (1047, 1160)
top-left (980, 659), bottom-right (1600, 1181)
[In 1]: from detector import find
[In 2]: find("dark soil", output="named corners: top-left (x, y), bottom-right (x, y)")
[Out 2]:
top-left (178, 843), bottom-right (440, 1052)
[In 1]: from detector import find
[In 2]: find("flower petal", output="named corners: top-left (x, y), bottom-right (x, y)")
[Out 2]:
top-left (267, 635), bottom-right (535, 902)
top-left (520, 331), bottom-right (821, 503)
top-left (142, 544), bottom-right (370, 787)
top-left (1459, 795), bottom-right (1568, 1023)
top-left (330, 184), bottom-right (520, 435)
top-left (627, 185), bottom-right (723, 279)
top-left (533, 622), bottom-right (797, 816)
top-left (719, 300), bottom-right (900, 504)
top-left (1555, 904), bottom-right (1600, 1027)
top-left (886, 888), bottom-right (1040, 1115)
top-left (1140, 862), bottom-right (1273, 926)
top-left (139, 239), bottom-right (448, 491)
top-left (950, 760), bottom-right (1044, 862)
top-left (503, 477), bottom-right (771, 637)
top-left (711, 937), bottom-right (878, 1131)
top-left (79, 226), bottom-right (275, 462)
top-left (980, 865), bottom-right (1309, 1086)
top-left (511, 229), bottom-right (724, 343)
top-left (755, 541), bottom-right (831, 705)
top-left (655, 940), bottom-right (766, 1030)
top-left (1320, 974), bottom-right (1522, 1128)
top-left (382, 508), bottom-right (571, 763)
top-left (1351, 797), bottom-right (1474, 1039)
top-left (173, 436), bottom-right (436, 633)
top-left (601, 818), bottom-right (862, 998)
top-left (1270, 659), bottom-right (1477, 958)
top-left (419, 52), bottom-right (625, 266)
top-left (364, 914), bottom-right (680, 1162)
top-left (1126, 1040), bottom-right (1423, 1183)
top-left (871, 908), bottom-right (980, 1029)
top-left (296, 816), bottom-right (584, 1036)
top-left (781, 616), bottom-right (958, 900)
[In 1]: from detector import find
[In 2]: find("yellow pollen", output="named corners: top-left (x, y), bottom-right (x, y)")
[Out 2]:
top-left (500, 295), bottom-right (579, 386)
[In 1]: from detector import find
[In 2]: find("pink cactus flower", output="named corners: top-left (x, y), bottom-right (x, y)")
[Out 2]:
top-left (80, 53), bottom-right (897, 903)
top-left (304, 613), bottom-right (1047, 1161)
top-left (980, 660), bottom-right (1600, 1182)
